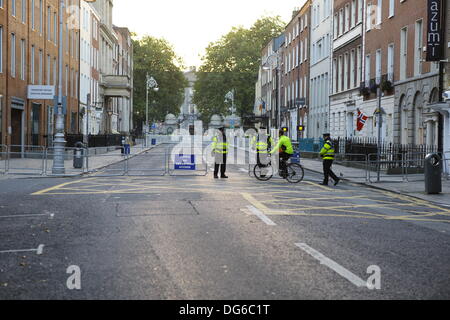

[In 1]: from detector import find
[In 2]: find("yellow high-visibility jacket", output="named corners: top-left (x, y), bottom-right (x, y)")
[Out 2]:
top-left (212, 136), bottom-right (229, 154)
top-left (270, 136), bottom-right (294, 155)
top-left (320, 140), bottom-right (335, 160)
top-left (251, 135), bottom-right (274, 154)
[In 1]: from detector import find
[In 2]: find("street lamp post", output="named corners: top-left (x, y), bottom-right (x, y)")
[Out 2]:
top-left (262, 53), bottom-right (281, 130)
top-left (52, 0), bottom-right (96, 174)
top-left (145, 75), bottom-right (159, 143)
top-left (51, 0), bottom-right (67, 174)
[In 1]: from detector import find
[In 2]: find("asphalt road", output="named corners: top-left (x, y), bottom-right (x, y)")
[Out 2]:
top-left (1, 143), bottom-right (450, 299)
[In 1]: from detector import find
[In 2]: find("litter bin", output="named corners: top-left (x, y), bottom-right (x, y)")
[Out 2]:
top-left (73, 142), bottom-right (85, 169)
top-left (425, 153), bottom-right (442, 194)
top-left (151, 138), bottom-right (156, 146)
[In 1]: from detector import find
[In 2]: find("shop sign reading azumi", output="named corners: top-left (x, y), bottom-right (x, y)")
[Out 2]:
top-left (426, 0), bottom-right (444, 61)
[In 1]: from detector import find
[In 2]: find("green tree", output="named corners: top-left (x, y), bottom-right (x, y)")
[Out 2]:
top-left (133, 36), bottom-right (187, 127)
top-left (193, 16), bottom-right (285, 124)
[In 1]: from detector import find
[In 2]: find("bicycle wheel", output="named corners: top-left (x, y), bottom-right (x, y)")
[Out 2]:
top-left (254, 164), bottom-right (274, 181)
top-left (286, 163), bottom-right (304, 183)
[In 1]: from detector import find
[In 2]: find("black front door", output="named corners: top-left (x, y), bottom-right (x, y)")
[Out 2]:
top-left (11, 108), bottom-right (22, 156)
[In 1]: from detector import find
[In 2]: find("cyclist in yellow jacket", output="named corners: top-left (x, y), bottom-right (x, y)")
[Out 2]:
top-left (320, 133), bottom-right (340, 186)
top-left (270, 130), bottom-right (294, 178)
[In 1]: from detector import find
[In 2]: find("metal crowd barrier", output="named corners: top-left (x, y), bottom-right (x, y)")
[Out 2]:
top-left (126, 145), bottom-right (168, 176)
top-left (443, 152), bottom-right (450, 180)
top-left (45, 147), bottom-right (89, 176)
top-left (367, 153), bottom-right (407, 183)
top-left (87, 147), bottom-right (128, 177)
top-left (7, 145), bottom-right (45, 176)
top-left (402, 152), bottom-right (428, 182)
top-left (0, 144), bottom-right (7, 175)
top-left (333, 153), bottom-right (369, 181)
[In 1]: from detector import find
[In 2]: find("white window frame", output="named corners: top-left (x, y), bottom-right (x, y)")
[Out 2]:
top-left (38, 49), bottom-right (43, 84)
top-left (31, 0), bottom-right (35, 30)
top-left (376, 49), bottom-right (382, 84)
top-left (366, 3), bottom-right (372, 31)
top-left (387, 43), bottom-right (394, 81)
top-left (389, 0), bottom-right (395, 18)
top-left (365, 54), bottom-right (371, 86)
top-left (377, 0), bottom-right (383, 25)
top-left (351, 0), bottom-right (356, 28)
top-left (350, 50), bottom-right (355, 88)
top-left (358, 0), bottom-right (363, 23)
top-left (414, 19), bottom-right (423, 76)
top-left (400, 27), bottom-right (408, 80)
top-left (11, 33), bottom-right (16, 78)
top-left (0, 26), bottom-right (2, 73)
top-left (334, 13), bottom-right (338, 39)
top-left (21, 0), bottom-right (26, 23)
top-left (356, 46), bottom-right (362, 85)
top-left (31, 45), bottom-right (35, 84)
top-left (338, 55), bottom-right (342, 92)
top-left (304, 37), bottom-right (308, 61)
top-left (345, 4), bottom-right (350, 33)
top-left (344, 53), bottom-right (349, 91)
top-left (333, 58), bottom-right (337, 93)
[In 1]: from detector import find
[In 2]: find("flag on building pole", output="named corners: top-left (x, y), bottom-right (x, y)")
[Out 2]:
top-left (357, 108), bottom-right (368, 131)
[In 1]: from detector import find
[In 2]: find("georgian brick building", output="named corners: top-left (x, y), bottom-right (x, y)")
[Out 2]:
top-left (359, 0), bottom-right (439, 145)
top-left (280, 1), bottom-right (311, 140)
top-left (0, 0), bottom-right (81, 149)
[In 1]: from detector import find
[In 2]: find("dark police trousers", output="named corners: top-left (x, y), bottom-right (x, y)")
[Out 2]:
top-left (214, 154), bottom-right (227, 177)
top-left (279, 152), bottom-right (291, 176)
top-left (323, 159), bottom-right (339, 184)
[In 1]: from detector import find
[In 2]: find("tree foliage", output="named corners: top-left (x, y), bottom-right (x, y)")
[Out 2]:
top-left (193, 16), bottom-right (285, 123)
top-left (133, 36), bottom-right (187, 125)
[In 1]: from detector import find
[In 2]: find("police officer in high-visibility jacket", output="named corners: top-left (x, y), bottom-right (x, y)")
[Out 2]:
top-left (270, 129), bottom-right (294, 178)
top-left (212, 127), bottom-right (229, 179)
top-left (251, 127), bottom-right (274, 168)
top-left (320, 133), bottom-right (340, 186)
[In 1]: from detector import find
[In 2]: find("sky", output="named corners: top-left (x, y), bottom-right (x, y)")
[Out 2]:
top-left (113, 0), bottom-right (306, 69)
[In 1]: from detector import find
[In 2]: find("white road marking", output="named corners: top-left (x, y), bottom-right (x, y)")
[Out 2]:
top-left (0, 244), bottom-right (45, 255)
top-left (295, 243), bottom-right (367, 288)
top-left (0, 213), bottom-right (54, 219)
top-left (36, 244), bottom-right (45, 255)
top-left (247, 206), bottom-right (277, 226)
top-left (239, 168), bottom-right (248, 173)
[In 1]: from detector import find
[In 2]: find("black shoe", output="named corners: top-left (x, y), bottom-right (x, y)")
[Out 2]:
top-left (214, 176), bottom-right (219, 179)
top-left (320, 182), bottom-right (328, 186)
top-left (221, 175), bottom-right (229, 179)
top-left (334, 179), bottom-right (340, 186)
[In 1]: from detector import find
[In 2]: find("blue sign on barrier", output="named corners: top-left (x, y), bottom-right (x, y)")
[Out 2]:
top-left (175, 154), bottom-right (196, 170)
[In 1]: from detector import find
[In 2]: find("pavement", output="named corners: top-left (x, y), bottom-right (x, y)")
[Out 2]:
top-left (0, 143), bottom-right (450, 299)
top-left (299, 157), bottom-right (450, 207)
top-left (0, 144), bottom-right (153, 179)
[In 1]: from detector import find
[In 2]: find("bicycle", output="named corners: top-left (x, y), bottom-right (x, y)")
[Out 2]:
top-left (253, 155), bottom-right (304, 183)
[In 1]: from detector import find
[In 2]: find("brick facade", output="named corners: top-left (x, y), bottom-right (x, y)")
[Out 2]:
top-left (0, 0), bottom-right (80, 148)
